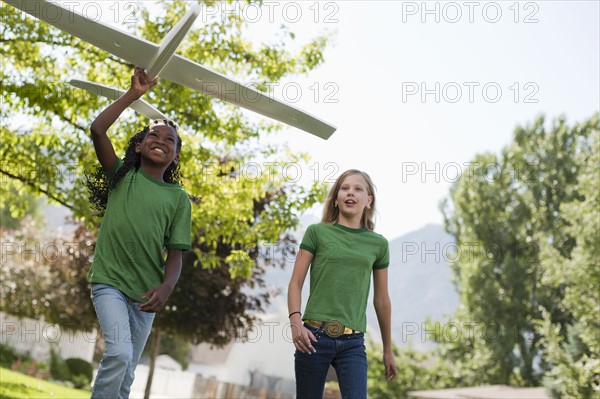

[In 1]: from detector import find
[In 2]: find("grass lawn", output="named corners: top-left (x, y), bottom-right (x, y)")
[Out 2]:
top-left (0, 367), bottom-right (90, 399)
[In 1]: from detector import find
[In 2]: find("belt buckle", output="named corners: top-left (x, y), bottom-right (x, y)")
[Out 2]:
top-left (323, 320), bottom-right (345, 338)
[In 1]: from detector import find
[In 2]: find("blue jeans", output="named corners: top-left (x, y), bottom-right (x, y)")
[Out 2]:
top-left (90, 283), bottom-right (155, 399)
top-left (295, 323), bottom-right (367, 399)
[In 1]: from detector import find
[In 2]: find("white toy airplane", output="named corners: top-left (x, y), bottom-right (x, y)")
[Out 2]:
top-left (4, 0), bottom-right (337, 139)
top-left (69, 79), bottom-right (167, 120)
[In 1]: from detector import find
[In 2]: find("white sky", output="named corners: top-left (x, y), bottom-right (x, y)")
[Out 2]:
top-left (42, 1), bottom-right (600, 240)
top-left (247, 0), bottom-right (600, 240)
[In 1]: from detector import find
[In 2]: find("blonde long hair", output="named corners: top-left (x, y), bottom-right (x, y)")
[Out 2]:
top-left (321, 169), bottom-right (377, 230)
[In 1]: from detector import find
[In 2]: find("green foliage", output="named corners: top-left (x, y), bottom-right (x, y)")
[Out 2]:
top-left (1, 0), bottom-right (328, 274)
top-left (1, 218), bottom-right (53, 321)
top-left (154, 242), bottom-right (275, 346)
top-left (0, 367), bottom-right (90, 398)
top-left (49, 352), bottom-right (92, 389)
top-left (536, 118), bottom-right (600, 398)
top-left (49, 350), bottom-right (71, 382)
top-left (439, 114), bottom-right (599, 388)
top-left (64, 358), bottom-right (93, 389)
top-left (1, 0), bottom-right (329, 335)
top-left (10, 358), bottom-right (51, 381)
top-left (0, 343), bottom-right (21, 368)
top-left (0, 344), bottom-right (49, 379)
top-left (2, 4), bottom-right (331, 395)
top-left (425, 310), bottom-right (515, 386)
top-left (69, 374), bottom-right (91, 390)
top-left (539, 315), bottom-right (599, 399)
top-left (367, 340), bottom-right (452, 398)
top-left (0, 218), bottom-right (97, 327)
top-left (0, 188), bottom-right (45, 229)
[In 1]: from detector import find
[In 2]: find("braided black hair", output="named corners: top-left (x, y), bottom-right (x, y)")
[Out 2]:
top-left (86, 119), bottom-right (183, 216)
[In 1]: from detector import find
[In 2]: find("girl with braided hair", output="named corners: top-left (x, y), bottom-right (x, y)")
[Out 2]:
top-left (86, 67), bottom-right (191, 399)
top-left (87, 118), bottom-right (183, 216)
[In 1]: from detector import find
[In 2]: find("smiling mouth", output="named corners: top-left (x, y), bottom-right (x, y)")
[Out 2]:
top-left (344, 200), bottom-right (356, 205)
top-left (151, 147), bottom-right (166, 154)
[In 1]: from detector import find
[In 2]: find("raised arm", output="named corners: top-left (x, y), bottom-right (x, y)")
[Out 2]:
top-left (90, 67), bottom-right (157, 170)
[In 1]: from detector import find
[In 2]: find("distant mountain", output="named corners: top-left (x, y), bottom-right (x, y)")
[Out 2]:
top-left (366, 223), bottom-right (459, 350)
top-left (261, 223), bottom-right (459, 351)
top-left (257, 214), bottom-right (319, 314)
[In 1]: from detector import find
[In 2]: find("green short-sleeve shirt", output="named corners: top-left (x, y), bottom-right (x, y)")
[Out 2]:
top-left (88, 158), bottom-right (192, 302)
top-left (299, 223), bottom-right (390, 332)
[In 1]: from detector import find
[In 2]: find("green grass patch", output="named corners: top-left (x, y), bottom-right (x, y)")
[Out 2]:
top-left (0, 367), bottom-right (90, 399)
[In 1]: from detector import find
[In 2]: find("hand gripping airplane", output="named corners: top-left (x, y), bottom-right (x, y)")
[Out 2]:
top-left (4, 0), bottom-right (337, 139)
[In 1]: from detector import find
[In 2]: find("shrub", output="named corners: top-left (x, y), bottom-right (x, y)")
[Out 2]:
top-left (65, 358), bottom-right (93, 388)
top-left (11, 358), bottom-right (51, 379)
top-left (0, 343), bottom-right (19, 368)
top-left (49, 349), bottom-right (71, 382)
top-left (70, 373), bottom-right (91, 389)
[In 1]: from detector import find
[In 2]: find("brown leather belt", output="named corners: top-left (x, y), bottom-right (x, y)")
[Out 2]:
top-left (304, 319), bottom-right (361, 337)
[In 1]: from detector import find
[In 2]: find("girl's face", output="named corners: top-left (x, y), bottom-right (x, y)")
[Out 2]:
top-left (335, 173), bottom-right (373, 217)
top-left (136, 123), bottom-right (179, 167)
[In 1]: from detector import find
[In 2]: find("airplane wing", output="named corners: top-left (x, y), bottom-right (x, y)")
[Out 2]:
top-left (145, 3), bottom-right (201, 80)
top-left (69, 79), bottom-right (167, 120)
top-left (162, 55), bottom-right (337, 140)
top-left (4, 0), bottom-right (337, 139)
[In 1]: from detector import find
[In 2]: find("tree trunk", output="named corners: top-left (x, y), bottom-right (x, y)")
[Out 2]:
top-left (144, 326), bottom-right (161, 399)
top-left (517, 332), bottom-right (535, 386)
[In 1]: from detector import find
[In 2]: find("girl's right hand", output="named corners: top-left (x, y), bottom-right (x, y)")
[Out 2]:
top-left (130, 66), bottom-right (157, 99)
top-left (291, 318), bottom-right (317, 354)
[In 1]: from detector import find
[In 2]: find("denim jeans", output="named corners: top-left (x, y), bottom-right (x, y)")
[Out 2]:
top-left (295, 323), bottom-right (367, 399)
top-left (90, 283), bottom-right (155, 399)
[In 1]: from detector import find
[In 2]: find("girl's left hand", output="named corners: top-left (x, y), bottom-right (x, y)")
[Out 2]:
top-left (139, 283), bottom-right (173, 312)
top-left (383, 351), bottom-right (398, 380)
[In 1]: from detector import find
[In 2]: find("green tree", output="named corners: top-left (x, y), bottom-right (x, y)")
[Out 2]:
top-left (0, 218), bottom-right (97, 328)
top-left (2, 0), bottom-right (330, 394)
top-left (439, 114), bottom-right (598, 386)
top-left (367, 340), bottom-right (452, 398)
top-left (142, 235), bottom-right (289, 397)
top-left (537, 122), bottom-right (599, 398)
top-left (1, 0), bottom-right (329, 246)
top-left (0, 189), bottom-right (44, 229)
top-left (1, 0), bottom-right (328, 315)
top-left (1, 217), bottom-right (53, 321)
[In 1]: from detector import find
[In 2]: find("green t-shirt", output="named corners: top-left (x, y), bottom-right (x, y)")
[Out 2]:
top-left (88, 158), bottom-right (192, 302)
top-left (300, 223), bottom-right (390, 332)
